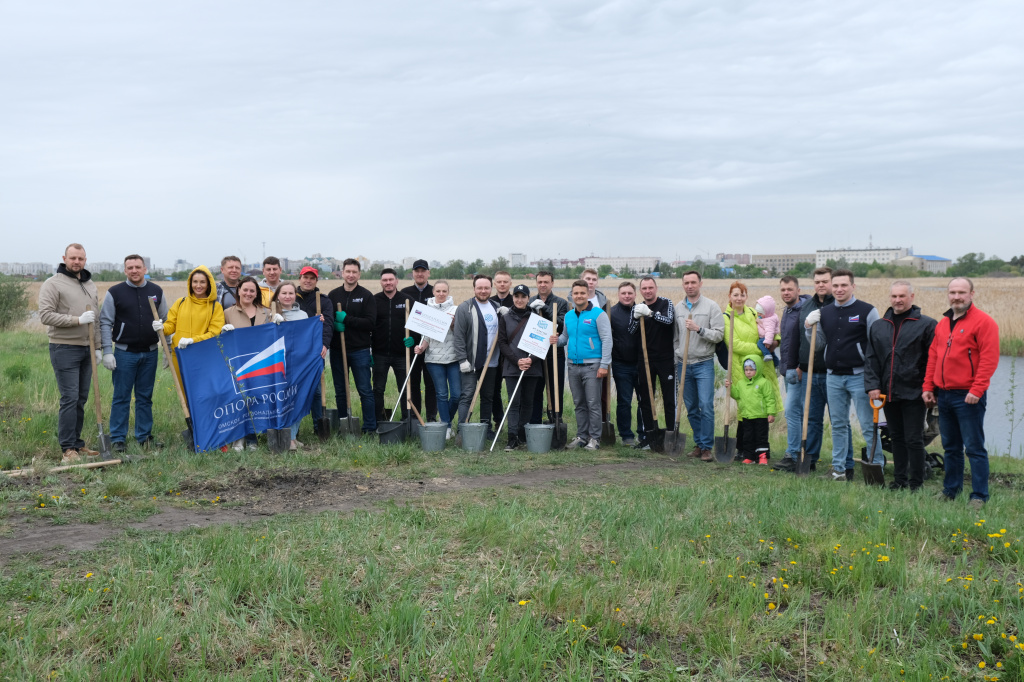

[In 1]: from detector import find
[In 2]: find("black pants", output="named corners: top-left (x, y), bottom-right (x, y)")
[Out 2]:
top-left (373, 354), bottom-right (408, 422)
top-left (408, 354), bottom-right (437, 422)
top-left (885, 397), bottom-right (927, 489)
top-left (504, 375), bottom-right (539, 444)
top-left (737, 417), bottom-right (770, 459)
top-left (637, 356), bottom-right (675, 433)
top-left (530, 349), bottom-right (566, 423)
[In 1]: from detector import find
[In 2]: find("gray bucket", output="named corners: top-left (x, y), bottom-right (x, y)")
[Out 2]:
top-left (419, 422), bottom-right (448, 452)
top-left (459, 422), bottom-right (488, 452)
top-left (524, 424), bottom-right (555, 453)
top-left (377, 420), bottom-right (410, 445)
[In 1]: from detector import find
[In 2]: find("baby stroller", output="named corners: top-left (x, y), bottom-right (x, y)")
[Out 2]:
top-left (872, 406), bottom-right (945, 479)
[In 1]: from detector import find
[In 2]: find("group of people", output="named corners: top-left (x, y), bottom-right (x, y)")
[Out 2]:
top-left (40, 245), bottom-right (999, 505)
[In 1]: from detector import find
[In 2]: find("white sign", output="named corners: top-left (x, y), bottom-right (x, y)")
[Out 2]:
top-left (405, 301), bottom-right (454, 343)
top-left (516, 313), bottom-right (555, 358)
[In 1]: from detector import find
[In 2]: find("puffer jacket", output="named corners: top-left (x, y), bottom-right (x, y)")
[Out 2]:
top-left (726, 305), bottom-right (781, 412)
top-left (755, 295), bottom-right (780, 344)
top-left (163, 265), bottom-right (225, 383)
top-left (423, 297), bottom-right (459, 365)
top-left (863, 305), bottom-right (937, 401)
top-left (730, 354), bottom-right (778, 420)
top-left (38, 263), bottom-right (100, 348)
top-left (497, 304), bottom-right (545, 378)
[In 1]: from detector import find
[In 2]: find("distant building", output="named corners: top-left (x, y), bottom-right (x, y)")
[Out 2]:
top-left (0, 262), bottom-right (52, 276)
top-left (173, 259), bottom-right (194, 273)
top-left (751, 253), bottom-right (816, 273)
top-left (88, 262), bottom-right (119, 273)
top-left (401, 256), bottom-right (418, 269)
top-left (582, 256), bottom-right (659, 273)
top-left (509, 253), bottom-right (527, 267)
top-left (894, 255), bottom-right (951, 274)
top-left (816, 247), bottom-right (910, 268)
top-left (716, 253), bottom-right (751, 265)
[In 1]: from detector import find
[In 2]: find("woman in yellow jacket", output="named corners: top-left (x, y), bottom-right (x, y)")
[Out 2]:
top-left (724, 281), bottom-right (781, 412)
top-left (161, 265), bottom-right (225, 387)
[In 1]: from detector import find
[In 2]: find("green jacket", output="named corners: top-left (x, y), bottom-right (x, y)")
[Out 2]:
top-left (730, 354), bottom-right (778, 420)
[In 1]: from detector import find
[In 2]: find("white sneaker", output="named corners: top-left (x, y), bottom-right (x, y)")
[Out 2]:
top-left (232, 439), bottom-right (244, 452)
top-left (289, 440), bottom-right (298, 451)
top-left (584, 438), bottom-right (599, 450)
top-left (446, 428), bottom-right (453, 440)
top-left (568, 436), bottom-right (586, 449)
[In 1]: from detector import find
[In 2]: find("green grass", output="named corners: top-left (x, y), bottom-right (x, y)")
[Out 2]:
top-left (1004, 336), bottom-right (1024, 358)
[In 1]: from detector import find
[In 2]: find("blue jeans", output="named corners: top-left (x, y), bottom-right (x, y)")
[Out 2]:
top-left (49, 344), bottom-right (92, 451)
top-left (329, 346), bottom-right (376, 432)
top-left (109, 348), bottom-right (158, 443)
top-left (611, 360), bottom-right (643, 439)
top-left (679, 358), bottom-right (715, 450)
top-left (937, 389), bottom-right (989, 501)
top-left (826, 373), bottom-right (881, 473)
top-left (784, 369), bottom-right (804, 459)
top-left (426, 361), bottom-right (461, 427)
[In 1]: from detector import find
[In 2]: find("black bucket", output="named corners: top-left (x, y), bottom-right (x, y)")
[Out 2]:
top-left (377, 420), bottom-right (410, 445)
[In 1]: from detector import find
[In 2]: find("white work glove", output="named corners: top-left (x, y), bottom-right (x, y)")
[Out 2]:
top-left (221, 324), bottom-right (235, 332)
top-left (497, 306), bottom-right (510, 316)
top-left (272, 314), bottom-right (284, 324)
top-left (804, 309), bottom-right (821, 328)
top-left (102, 353), bottom-right (116, 371)
top-left (633, 303), bottom-right (652, 319)
top-left (151, 320), bottom-right (164, 333)
top-left (95, 350), bottom-right (103, 365)
top-left (459, 360), bottom-right (473, 374)
top-left (78, 311), bottom-right (96, 325)
top-left (177, 337), bottom-right (194, 348)
top-left (528, 299), bottom-right (545, 312)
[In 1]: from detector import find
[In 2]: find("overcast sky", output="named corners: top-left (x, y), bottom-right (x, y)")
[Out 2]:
top-left (2, 0), bottom-right (1022, 269)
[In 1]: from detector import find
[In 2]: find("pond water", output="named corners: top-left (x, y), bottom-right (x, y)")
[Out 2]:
top-left (980, 355), bottom-right (1024, 458)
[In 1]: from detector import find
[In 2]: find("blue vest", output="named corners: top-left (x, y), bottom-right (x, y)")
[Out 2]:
top-left (564, 304), bottom-right (604, 362)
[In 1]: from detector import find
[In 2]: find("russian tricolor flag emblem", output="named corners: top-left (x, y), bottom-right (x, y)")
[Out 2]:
top-left (235, 337), bottom-right (287, 384)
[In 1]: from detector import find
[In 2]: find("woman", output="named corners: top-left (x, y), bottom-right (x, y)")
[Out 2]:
top-left (413, 280), bottom-right (459, 438)
top-left (162, 265), bottom-right (224, 390)
top-left (496, 284), bottom-right (542, 451)
top-left (222, 277), bottom-right (274, 330)
top-left (270, 282), bottom-right (310, 451)
top-left (724, 281), bottom-right (782, 433)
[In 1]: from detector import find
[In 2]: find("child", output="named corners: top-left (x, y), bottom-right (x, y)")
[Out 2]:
top-left (725, 356), bottom-right (777, 465)
top-left (754, 295), bottom-right (780, 365)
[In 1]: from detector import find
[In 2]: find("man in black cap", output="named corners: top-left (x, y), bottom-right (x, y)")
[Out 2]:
top-left (401, 259), bottom-right (438, 423)
top-left (489, 270), bottom-right (515, 432)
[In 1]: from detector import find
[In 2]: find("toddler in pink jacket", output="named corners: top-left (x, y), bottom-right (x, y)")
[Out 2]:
top-left (754, 295), bottom-right (780, 365)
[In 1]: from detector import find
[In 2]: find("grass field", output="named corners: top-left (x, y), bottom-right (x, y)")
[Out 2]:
top-left (4, 328), bottom-right (1024, 680)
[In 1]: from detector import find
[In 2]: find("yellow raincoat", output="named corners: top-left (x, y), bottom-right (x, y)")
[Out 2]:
top-left (163, 265), bottom-right (225, 386)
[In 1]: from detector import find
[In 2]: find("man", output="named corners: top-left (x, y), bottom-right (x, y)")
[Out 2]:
top-left (552, 280), bottom-right (612, 450)
top-left (609, 281), bottom-right (644, 445)
top-left (38, 243), bottom-right (101, 463)
top-left (453, 274), bottom-right (501, 430)
top-left (400, 259), bottom-right (437, 423)
top-left (217, 256), bottom-right (244, 309)
top-left (581, 268), bottom-right (607, 309)
top-left (327, 258), bottom-right (377, 433)
top-left (373, 269), bottom-right (413, 422)
top-left (98, 254), bottom-right (168, 452)
top-left (259, 256), bottom-right (283, 306)
top-left (629, 276), bottom-right (676, 448)
top-left (804, 268), bottom-right (881, 481)
top-left (296, 266), bottom-right (334, 434)
top-left (771, 276), bottom-right (810, 471)
top-left (528, 270), bottom-right (569, 425)
top-left (922, 277), bottom-right (999, 507)
top-left (864, 281), bottom-right (936, 491)
top-left (672, 270), bottom-right (724, 462)
top-left (489, 270), bottom-right (515, 431)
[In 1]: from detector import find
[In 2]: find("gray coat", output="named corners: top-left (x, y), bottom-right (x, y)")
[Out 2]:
top-left (453, 297), bottom-right (500, 369)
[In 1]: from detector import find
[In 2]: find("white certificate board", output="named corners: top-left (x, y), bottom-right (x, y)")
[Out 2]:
top-left (516, 313), bottom-right (555, 358)
top-left (406, 301), bottom-right (453, 343)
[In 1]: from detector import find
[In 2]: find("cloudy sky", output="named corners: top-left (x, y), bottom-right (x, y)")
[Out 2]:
top-left (2, 0), bottom-right (1022, 269)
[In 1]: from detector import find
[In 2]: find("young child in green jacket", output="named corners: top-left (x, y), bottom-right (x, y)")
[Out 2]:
top-left (725, 355), bottom-right (777, 465)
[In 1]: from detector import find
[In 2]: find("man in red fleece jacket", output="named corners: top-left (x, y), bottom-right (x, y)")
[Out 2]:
top-left (922, 277), bottom-right (1000, 507)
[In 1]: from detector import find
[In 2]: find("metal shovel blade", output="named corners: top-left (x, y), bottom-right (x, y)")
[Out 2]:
top-left (550, 418), bottom-right (568, 450)
top-left (318, 415), bottom-right (332, 441)
top-left (714, 426), bottom-right (736, 463)
top-left (601, 420), bottom-right (616, 446)
top-left (861, 460), bottom-right (885, 486)
top-left (664, 428), bottom-right (687, 455)
top-left (647, 428), bottom-right (666, 453)
top-left (181, 418), bottom-right (196, 452)
top-left (345, 416), bottom-right (361, 435)
top-left (96, 429), bottom-right (112, 458)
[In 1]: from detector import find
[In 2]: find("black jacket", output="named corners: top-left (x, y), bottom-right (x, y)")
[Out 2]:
top-left (609, 302), bottom-right (638, 365)
top-left (328, 284), bottom-right (376, 351)
top-left (373, 291), bottom-right (411, 357)
top-left (401, 283), bottom-right (433, 345)
top-left (491, 291), bottom-right (514, 308)
top-left (863, 305), bottom-right (937, 401)
top-left (779, 294), bottom-right (810, 375)
top-left (798, 293), bottom-right (833, 373)
top-left (296, 286), bottom-right (333, 349)
top-left (497, 305), bottom-right (544, 378)
top-left (628, 297), bottom-right (675, 361)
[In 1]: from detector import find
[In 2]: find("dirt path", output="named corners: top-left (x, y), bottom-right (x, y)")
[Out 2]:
top-left (0, 459), bottom-right (680, 564)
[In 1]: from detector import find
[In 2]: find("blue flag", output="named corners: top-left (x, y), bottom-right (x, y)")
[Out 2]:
top-left (177, 318), bottom-right (322, 451)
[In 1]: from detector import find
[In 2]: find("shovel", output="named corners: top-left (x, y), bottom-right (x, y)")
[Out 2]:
top-left (796, 323), bottom-right (818, 476)
top-left (862, 394), bottom-right (887, 486)
top-left (405, 305), bottom-right (426, 429)
top-left (639, 318), bottom-right (665, 452)
top-left (85, 307), bottom-right (112, 458)
top-left (490, 369), bottom-right (525, 451)
top-left (549, 303), bottom-right (568, 449)
top-left (713, 311), bottom-right (737, 462)
top-left (149, 297), bottom-right (194, 450)
top-left (665, 313), bottom-right (692, 455)
top-left (313, 295), bottom-right (331, 440)
top-left (337, 329), bottom-right (361, 435)
top-left (600, 303), bottom-right (617, 446)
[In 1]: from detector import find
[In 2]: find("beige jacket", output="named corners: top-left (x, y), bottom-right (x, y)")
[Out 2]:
top-left (223, 304), bottom-right (275, 329)
top-left (38, 265), bottom-right (100, 348)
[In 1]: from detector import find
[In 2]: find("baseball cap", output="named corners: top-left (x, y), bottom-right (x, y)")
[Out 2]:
top-left (412, 259), bottom-right (429, 270)
top-left (299, 266), bottom-right (319, 279)
top-left (513, 284), bottom-right (530, 297)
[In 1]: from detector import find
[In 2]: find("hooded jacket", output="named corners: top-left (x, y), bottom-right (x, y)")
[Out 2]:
top-left (672, 295), bottom-right (725, 365)
top-left (730, 355), bottom-right (778, 420)
top-left (726, 305), bottom-right (781, 411)
top-left (422, 296), bottom-right (459, 365)
top-left (755, 295), bottom-right (780, 344)
top-left (498, 304), bottom-right (545, 378)
top-left (863, 305), bottom-right (936, 401)
top-left (38, 263), bottom-right (100, 348)
top-left (922, 304), bottom-right (1000, 396)
top-left (778, 294), bottom-right (810, 375)
top-left (453, 296), bottom-right (501, 370)
top-left (163, 265), bottom-right (225, 382)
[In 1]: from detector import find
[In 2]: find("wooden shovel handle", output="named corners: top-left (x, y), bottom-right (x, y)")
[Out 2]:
top-left (148, 296), bottom-right (190, 418)
top-left (552, 302), bottom-right (561, 413)
top-left (337, 304), bottom-right (354, 411)
top-left (467, 310), bottom-right (501, 417)
top-left (801, 323), bottom-right (817, 441)
top-left (640, 317), bottom-right (657, 421)
top-left (86, 306), bottom-right (104, 424)
top-left (724, 310), bottom-right (735, 429)
top-left (673, 313), bottom-right (692, 426)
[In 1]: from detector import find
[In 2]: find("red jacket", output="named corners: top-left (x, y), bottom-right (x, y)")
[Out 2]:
top-left (922, 304), bottom-right (999, 395)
